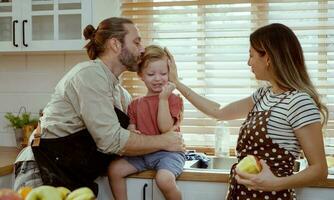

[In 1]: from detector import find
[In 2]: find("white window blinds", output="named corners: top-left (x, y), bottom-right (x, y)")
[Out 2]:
top-left (120, 0), bottom-right (334, 150)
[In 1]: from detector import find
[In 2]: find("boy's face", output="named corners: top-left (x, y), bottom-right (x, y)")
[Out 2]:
top-left (141, 58), bottom-right (169, 95)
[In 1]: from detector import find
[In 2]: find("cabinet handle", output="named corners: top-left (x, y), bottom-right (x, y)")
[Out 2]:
top-left (142, 183), bottom-right (148, 200)
top-left (12, 20), bottom-right (18, 47)
top-left (22, 20), bottom-right (28, 47)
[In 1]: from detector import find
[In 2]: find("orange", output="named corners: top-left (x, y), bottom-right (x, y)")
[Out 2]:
top-left (18, 186), bottom-right (33, 199)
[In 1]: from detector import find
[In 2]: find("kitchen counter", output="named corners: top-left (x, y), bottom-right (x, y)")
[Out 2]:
top-left (1, 146), bottom-right (334, 188)
top-left (0, 147), bottom-right (20, 176)
top-left (130, 169), bottom-right (334, 188)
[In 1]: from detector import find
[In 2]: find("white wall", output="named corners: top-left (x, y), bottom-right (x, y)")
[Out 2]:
top-left (0, 0), bottom-right (122, 146)
top-left (92, 0), bottom-right (121, 26)
top-left (0, 52), bottom-right (89, 146)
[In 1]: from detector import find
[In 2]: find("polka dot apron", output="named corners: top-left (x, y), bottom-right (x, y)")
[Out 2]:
top-left (226, 91), bottom-right (297, 200)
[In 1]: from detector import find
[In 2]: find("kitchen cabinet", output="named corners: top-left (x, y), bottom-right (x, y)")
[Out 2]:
top-left (96, 177), bottom-right (153, 200)
top-left (0, 0), bottom-right (91, 52)
top-left (0, 173), bottom-right (14, 189)
top-left (152, 180), bottom-right (228, 200)
top-left (127, 178), bottom-right (153, 200)
top-left (296, 187), bottom-right (334, 200)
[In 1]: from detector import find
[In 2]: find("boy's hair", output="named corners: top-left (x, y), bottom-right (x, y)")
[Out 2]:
top-left (138, 45), bottom-right (168, 75)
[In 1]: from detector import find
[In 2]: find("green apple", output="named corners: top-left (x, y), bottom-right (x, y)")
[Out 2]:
top-left (236, 155), bottom-right (262, 174)
top-left (25, 185), bottom-right (62, 200)
top-left (65, 187), bottom-right (95, 200)
top-left (56, 187), bottom-right (71, 199)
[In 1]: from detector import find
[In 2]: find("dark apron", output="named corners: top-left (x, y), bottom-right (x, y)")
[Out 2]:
top-left (31, 107), bottom-right (129, 195)
top-left (226, 91), bottom-right (297, 200)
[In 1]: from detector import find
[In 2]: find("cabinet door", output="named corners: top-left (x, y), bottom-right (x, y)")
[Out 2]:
top-left (296, 187), bottom-right (334, 200)
top-left (0, 0), bottom-right (21, 51)
top-left (127, 178), bottom-right (153, 200)
top-left (153, 180), bottom-right (228, 200)
top-left (96, 177), bottom-right (153, 200)
top-left (20, 0), bottom-right (92, 51)
top-left (0, 173), bottom-right (14, 189)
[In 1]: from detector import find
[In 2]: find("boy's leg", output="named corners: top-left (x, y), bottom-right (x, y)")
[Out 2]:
top-left (155, 169), bottom-right (182, 200)
top-left (108, 158), bottom-right (138, 200)
top-left (148, 151), bottom-right (185, 200)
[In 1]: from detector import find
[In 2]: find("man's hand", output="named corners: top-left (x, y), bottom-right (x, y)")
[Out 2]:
top-left (159, 82), bottom-right (176, 100)
top-left (160, 131), bottom-right (186, 152)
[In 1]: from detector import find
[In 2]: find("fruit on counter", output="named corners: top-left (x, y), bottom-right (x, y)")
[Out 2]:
top-left (236, 155), bottom-right (262, 174)
top-left (56, 187), bottom-right (71, 199)
top-left (25, 185), bottom-right (62, 200)
top-left (0, 188), bottom-right (22, 200)
top-left (326, 156), bottom-right (334, 168)
top-left (65, 187), bottom-right (95, 200)
top-left (17, 186), bottom-right (32, 199)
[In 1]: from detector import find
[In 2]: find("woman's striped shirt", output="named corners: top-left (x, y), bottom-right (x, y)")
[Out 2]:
top-left (250, 87), bottom-right (321, 157)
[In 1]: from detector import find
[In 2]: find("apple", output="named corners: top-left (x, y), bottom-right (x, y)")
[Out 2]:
top-left (236, 155), bottom-right (262, 174)
top-left (65, 187), bottom-right (95, 200)
top-left (56, 187), bottom-right (71, 199)
top-left (25, 185), bottom-right (62, 200)
top-left (0, 188), bottom-right (22, 200)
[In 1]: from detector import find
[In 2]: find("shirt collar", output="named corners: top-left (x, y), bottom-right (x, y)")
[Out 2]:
top-left (94, 58), bottom-right (120, 87)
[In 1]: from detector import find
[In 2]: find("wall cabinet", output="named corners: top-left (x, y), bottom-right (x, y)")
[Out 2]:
top-left (0, 0), bottom-right (91, 52)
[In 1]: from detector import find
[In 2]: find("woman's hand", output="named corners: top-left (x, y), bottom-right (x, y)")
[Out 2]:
top-left (235, 160), bottom-right (281, 191)
top-left (164, 47), bottom-right (179, 84)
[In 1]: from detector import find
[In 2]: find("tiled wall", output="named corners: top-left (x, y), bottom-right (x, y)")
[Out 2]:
top-left (0, 0), bottom-right (122, 146)
top-left (0, 52), bottom-right (89, 146)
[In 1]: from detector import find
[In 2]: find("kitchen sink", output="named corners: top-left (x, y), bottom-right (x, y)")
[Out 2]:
top-left (185, 156), bottom-right (237, 171)
top-left (185, 156), bottom-right (306, 172)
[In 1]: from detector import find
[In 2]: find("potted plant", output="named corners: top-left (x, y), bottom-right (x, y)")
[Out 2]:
top-left (4, 106), bottom-right (39, 148)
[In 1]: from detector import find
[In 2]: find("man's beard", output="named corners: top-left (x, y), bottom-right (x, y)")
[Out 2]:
top-left (119, 46), bottom-right (140, 72)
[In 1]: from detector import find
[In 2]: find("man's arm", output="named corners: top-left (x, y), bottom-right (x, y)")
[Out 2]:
top-left (69, 67), bottom-right (185, 156)
top-left (120, 131), bottom-right (185, 156)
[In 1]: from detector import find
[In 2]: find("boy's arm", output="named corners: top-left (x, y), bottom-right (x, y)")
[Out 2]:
top-left (158, 98), bottom-right (174, 133)
top-left (158, 83), bottom-right (176, 133)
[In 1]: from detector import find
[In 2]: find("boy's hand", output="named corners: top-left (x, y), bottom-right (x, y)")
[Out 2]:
top-left (159, 82), bottom-right (176, 100)
top-left (132, 130), bottom-right (141, 134)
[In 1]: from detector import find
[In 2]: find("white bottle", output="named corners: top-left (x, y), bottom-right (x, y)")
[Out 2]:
top-left (215, 121), bottom-right (230, 157)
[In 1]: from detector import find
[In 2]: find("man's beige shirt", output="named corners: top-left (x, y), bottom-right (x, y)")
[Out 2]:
top-left (16, 59), bottom-right (132, 162)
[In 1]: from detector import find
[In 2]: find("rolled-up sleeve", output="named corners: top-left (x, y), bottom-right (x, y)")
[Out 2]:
top-left (65, 67), bottom-right (130, 154)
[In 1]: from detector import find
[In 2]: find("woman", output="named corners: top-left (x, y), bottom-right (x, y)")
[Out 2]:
top-left (167, 23), bottom-right (328, 199)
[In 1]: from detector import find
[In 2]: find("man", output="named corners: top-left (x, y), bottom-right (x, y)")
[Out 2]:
top-left (14, 17), bottom-right (184, 195)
